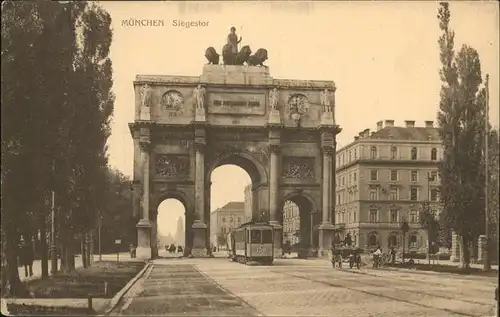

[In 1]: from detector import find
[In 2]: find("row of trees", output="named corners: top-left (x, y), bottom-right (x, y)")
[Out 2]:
top-left (1, 0), bottom-right (131, 296)
top-left (434, 2), bottom-right (499, 268)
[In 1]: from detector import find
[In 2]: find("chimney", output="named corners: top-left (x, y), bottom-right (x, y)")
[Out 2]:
top-left (405, 120), bottom-right (415, 128)
top-left (425, 120), bottom-right (434, 128)
top-left (376, 121), bottom-right (383, 131)
top-left (354, 136), bottom-right (359, 141)
top-left (358, 131), bottom-right (364, 139)
top-left (363, 128), bottom-right (370, 138)
top-left (385, 120), bottom-right (395, 127)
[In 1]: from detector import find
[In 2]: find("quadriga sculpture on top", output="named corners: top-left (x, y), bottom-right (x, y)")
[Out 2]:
top-left (204, 26), bottom-right (268, 67)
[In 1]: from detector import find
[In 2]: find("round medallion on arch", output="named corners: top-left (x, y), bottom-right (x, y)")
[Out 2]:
top-left (287, 94), bottom-right (309, 118)
top-left (161, 90), bottom-right (184, 110)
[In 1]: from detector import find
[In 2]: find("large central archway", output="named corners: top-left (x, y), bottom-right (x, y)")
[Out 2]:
top-left (129, 65), bottom-right (341, 259)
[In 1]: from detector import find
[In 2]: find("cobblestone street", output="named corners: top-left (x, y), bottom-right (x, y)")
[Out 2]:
top-left (114, 258), bottom-right (497, 316)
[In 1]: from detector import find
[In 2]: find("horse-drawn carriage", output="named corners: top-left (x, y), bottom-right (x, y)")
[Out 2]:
top-left (331, 245), bottom-right (362, 269)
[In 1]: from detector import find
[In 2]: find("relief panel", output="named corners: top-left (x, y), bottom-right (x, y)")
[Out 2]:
top-left (282, 156), bottom-right (315, 179)
top-left (155, 155), bottom-right (190, 178)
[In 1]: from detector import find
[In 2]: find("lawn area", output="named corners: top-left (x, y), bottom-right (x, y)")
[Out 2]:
top-left (387, 262), bottom-right (499, 277)
top-left (21, 261), bottom-right (145, 298)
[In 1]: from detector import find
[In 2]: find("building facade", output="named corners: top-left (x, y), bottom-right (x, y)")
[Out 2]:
top-left (335, 119), bottom-right (442, 253)
top-left (282, 200), bottom-right (300, 245)
top-left (210, 202), bottom-right (245, 249)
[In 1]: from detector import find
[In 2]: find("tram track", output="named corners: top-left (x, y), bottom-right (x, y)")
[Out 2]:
top-left (301, 266), bottom-right (492, 305)
top-left (271, 269), bottom-right (489, 317)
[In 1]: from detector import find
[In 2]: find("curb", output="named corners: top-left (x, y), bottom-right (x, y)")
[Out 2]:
top-left (101, 261), bottom-right (152, 316)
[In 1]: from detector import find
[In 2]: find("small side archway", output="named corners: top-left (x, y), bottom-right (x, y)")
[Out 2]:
top-left (153, 190), bottom-right (190, 258)
top-left (279, 192), bottom-right (319, 257)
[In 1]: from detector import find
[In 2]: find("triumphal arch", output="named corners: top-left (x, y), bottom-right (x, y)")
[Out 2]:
top-left (129, 43), bottom-right (341, 260)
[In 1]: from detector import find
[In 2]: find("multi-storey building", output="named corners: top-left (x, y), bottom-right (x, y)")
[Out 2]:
top-left (282, 200), bottom-right (300, 245)
top-left (335, 119), bottom-right (442, 253)
top-left (210, 202), bottom-right (245, 249)
top-left (243, 184), bottom-right (253, 223)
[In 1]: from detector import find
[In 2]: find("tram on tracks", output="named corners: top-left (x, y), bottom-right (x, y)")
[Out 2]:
top-left (227, 221), bottom-right (274, 265)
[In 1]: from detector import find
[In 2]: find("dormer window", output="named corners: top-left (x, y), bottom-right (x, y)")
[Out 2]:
top-left (431, 148), bottom-right (437, 161)
top-left (391, 147), bottom-right (397, 159)
top-left (370, 146), bottom-right (377, 159)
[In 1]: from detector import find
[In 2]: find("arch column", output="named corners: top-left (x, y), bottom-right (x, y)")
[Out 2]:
top-left (136, 141), bottom-right (152, 260)
top-left (191, 142), bottom-right (208, 257)
top-left (318, 146), bottom-right (335, 256)
top-left (268, 144), bottom-right (283, 258)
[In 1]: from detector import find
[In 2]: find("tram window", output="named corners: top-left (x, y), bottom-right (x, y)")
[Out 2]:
top-left (246, 230), bottom-right (250, 243)
top-left (261, 230), bottom-right (273, 243)
top-left (251, 230), bottom-right (262, 243)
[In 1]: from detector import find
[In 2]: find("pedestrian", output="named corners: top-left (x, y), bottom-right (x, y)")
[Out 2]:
top-left (19, 236), bottom-right (34, 277)
top-left (390, 247), bottom-right (396, 264)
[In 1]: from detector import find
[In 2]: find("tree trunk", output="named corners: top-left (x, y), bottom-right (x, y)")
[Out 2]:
top-left (4, 228), bottom-right (23, 297)
top-left (85, 232), bottom-right (91, 267)
top-left (460, 235), bottom-right (471, 269)
top-left (40, 220), bottom-right (49, 278)
top-left (80, 235), bottom-right (87, 269)
top-left (60, 228), bottom-right (75, 273)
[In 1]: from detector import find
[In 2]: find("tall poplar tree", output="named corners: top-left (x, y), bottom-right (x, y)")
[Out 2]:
top-left (437, 2), bottom-right (487, 268)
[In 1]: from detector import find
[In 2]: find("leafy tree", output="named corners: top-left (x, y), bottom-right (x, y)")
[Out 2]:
top-left (437, 2), bottom-right (487, 269)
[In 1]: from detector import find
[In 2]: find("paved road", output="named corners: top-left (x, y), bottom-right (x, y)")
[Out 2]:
top-left (115, 257), bottom-right (497, 317)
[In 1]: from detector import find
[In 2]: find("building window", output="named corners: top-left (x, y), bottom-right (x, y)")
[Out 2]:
top-left (389, 187), bottom-right (398, 200)
top-left (410, 235), bottom-right (418, 248)
top-left (222, 217), bottom-right (226, 223)
top-left (368, 233), bottom-right (378, 247)
top-left (410, 187), bottom-right (418, 201)
top-left (370, 146), bottom-right (377, 159)
top-left (411, 147), bottom-right (418, 160)
top-left (388, 235), bottom-right (398, 248)
top-left (409, 210), bottom-right (419, 223)
top-left (349, 150), bottom-right (352, 162)
top-left (354, 149), bottom-right (357, 160)
top-left (348, 174), bottom-right (352, 184)
top-left (410, 170), bottom-right (418, 182)
top-left (369, 209), bottom-right (378, 222)
top-left (353, 172), bottom-right (357, 181)
top-left (342, 176), bottom-right (345, 186)
top-left (431, 148), bottom-right (437, 161)
top-left (369, 188), bottom-right (378, 200)
top-left (370, 170), bottom-right (378, 181)
top-left (390, 209), bottom-right (398, 223)
top-left (237, 217), bottom-right (241, 223)
top-left (430, 189), bottom-right (439, 201)
top-left (391, 146), bottom-right (397, 159)
top-left (353, 211), bottom-right (357, 222)
top-left (390, 170), bottom-right (398, 181)
top-left (430, 171), bottom-right (438, 182)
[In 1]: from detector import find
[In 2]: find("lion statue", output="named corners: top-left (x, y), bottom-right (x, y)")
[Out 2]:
top-left (205, 46), bottom-right (220, 65)
top-left (235, 45), bottom-right (252, 65)
top-left (222, 44), bottom-right (236, 65)
top-left (247, 48), bottom-right (268, 66)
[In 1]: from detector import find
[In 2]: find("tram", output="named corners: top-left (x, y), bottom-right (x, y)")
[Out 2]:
top-left (229, 221), bottom-right (274, 265)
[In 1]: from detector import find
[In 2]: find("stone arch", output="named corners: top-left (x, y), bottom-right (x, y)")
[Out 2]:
top-left (206, 152), bottom-right (268, 186)
top-left (154, 189), bottom-right (192, 214)
top-left (279, 191), bottom-right (319, 253)
top-left (280, 191), bottom-right (318, 216)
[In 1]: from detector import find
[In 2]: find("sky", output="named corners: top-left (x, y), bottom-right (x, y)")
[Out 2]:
top-left (98, 1), bottom-right (499, 237)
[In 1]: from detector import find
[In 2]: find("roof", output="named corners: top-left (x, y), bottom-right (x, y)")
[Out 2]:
top-left (211, 201), bottom-right (244, 214)
top-left (369, 127), bottom-right (440, 142)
